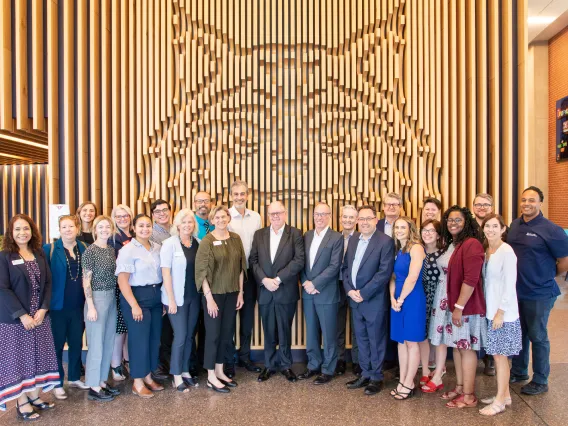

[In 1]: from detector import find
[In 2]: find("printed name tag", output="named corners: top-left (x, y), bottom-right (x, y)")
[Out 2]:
top-left (213, 241), bottom-right (223, 246)
top-left (12, 259), bottom-right (24, 265)
top-left (174, 252), bottom-right (184, 257)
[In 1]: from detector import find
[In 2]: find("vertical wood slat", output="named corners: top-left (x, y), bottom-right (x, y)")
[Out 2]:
top-left (0, 0), bottom-right (13, 131)
top-left (14, 0), bottom-right (29, 131)
top-left (31, 0), bottom-right (45, 131)
top-left (63, 0), bottom-right (75, 209)
top-left (77, 0), bottom-right (88, 202)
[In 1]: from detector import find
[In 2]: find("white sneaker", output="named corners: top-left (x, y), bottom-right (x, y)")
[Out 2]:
top-left (53, 387), bottom-right (68, 400)
top-left (68, 380), bottom-right (89, 390)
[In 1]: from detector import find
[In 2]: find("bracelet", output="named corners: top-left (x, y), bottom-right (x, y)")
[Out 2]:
top-left (454, 303), bottom-right (464, 310)
top-left (397, 298), bottom-right (404, 304)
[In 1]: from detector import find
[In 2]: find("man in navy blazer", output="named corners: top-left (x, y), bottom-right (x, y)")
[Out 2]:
top-left (298, 202), bottom-right (344, 385)
top-left (342, 205), bottom-right (395, 395)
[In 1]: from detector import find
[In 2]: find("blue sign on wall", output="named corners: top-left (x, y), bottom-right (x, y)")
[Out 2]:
top-left (556, 96), bottom-right (568, 162)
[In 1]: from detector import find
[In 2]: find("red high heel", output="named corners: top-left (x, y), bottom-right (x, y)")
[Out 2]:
top-left (421, 379), bottom-right (444, 393)
top-left (419, 375), bottom-right (430, 386)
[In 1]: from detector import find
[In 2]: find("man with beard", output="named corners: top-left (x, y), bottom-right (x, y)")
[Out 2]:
top-left (194, 192), bottom-right (215, 240)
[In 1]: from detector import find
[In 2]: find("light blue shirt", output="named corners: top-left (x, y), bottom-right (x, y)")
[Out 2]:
top-left (195, 214), bottom-right (215, 241)
top-left (351, 231), bottom-right (376, 288)
top-left (384, 220), bottom-right (394, 238)
top-left (150, 223), bottom-right (171, 245)
top-left (160, 236), bottom-right (191, 306)
top-left (115, 238), bottom-right (163, 286)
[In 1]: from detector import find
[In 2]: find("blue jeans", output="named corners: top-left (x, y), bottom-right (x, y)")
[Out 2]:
top-left (511, 297), bottom-right (557, 384)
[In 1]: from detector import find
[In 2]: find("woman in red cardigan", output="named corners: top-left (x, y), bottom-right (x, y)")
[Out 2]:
top-left (438, 206), bottom-right (487, 409)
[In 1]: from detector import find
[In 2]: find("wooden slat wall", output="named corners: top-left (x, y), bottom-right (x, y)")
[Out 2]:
top-left (0, 0), bottom-right (528, 350)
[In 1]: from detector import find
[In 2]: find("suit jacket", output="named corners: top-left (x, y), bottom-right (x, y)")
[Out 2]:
top-left (249, 224), bottom-right (305, 305)
top-left (43, 239), bottom-right (88, 310)
top-left (341, 230), bottom-right (395, 309)
top-left (377, 218), bottom-right (386, 234)
top-left (0, 249), bottom-right (52, 324)
top-left (301, 228), bottom-right (344, 304)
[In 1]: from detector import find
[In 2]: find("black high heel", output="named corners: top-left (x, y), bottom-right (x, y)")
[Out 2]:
top-left (17, 401), bottom-right (40, 422)
top-left (206, 379), bottom-right (230, 393)
top-left (392, 383), bottom-right (416, 400)
top-left (27, 397), bottom-right (54, 410)
top-left (219, 378), bottom-right (238, 388)
top-left (182, 376), bottom-right (198, 387)
top-left (390, 381), bottom-right (403, 396)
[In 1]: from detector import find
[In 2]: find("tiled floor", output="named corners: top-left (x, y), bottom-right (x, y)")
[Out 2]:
top-left (2, 278), bottom-right (567, 426)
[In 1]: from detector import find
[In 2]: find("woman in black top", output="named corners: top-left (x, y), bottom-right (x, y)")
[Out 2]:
top-left (76, 201), bottom-right (98, 245)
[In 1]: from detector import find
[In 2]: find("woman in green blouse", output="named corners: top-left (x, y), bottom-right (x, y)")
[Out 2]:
top-left (195, 205), bottom-right (246, 393)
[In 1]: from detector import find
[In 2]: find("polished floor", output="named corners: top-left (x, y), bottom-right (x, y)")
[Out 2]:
top-left (2, 278), bottom-right (567, 426)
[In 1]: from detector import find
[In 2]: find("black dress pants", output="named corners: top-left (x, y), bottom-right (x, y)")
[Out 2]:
top-left (202, 292), bottom-right (238, 370)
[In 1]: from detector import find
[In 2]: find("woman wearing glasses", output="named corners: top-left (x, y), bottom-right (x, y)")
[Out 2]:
top-left (431, 206), bottom-right (486, 409)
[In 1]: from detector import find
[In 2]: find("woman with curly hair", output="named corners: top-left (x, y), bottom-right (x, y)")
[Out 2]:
top-left (428, 206), bottom-right (486, 408)
top-left (0, 214), bottom-right (60, 421)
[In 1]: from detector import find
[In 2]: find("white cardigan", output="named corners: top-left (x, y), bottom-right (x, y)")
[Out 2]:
top-left (482, 242), bottom-right (519, 322)
top-left (160, 236), bottom-right (190, 306)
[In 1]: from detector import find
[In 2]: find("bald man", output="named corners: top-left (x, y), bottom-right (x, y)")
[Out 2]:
top-left (249, 201), bottom-right (305, 383)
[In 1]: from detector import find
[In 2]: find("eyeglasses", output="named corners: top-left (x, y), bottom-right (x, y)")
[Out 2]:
top-left (421, 228), bottom-right (437, 235)
top-left (447, 218), bottom-right (463, 224)
top-left (153, 208), bottom-right (170, 215)
top-left (194, 199), bottom-right (211, 205)
top-left (314, 212), bottom-right (330, 218)
top-left (384, 203), bottom-right (400, 208)
top-left (473, 203), bottom-right (492, 209)
top-left (358, 216), bottom-right (376, 223)
top-left (268, 211), bottom-right (286, 218)
top-left (115, 214), bottom-right (130, 220)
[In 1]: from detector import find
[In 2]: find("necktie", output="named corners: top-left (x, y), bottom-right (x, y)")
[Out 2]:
top-left (204, 221), bottom-right (210, 234)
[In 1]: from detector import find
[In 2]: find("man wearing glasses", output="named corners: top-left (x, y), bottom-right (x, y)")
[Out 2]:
top-left (193, 192), bottom-right (214, 240)
top-left (150, 199), bottom-right (172, 245)
top-left (298, 202), bottom-right (344, 385)
top-left (342, 205), bottom-right (395, 395)
top-left (249, 201), bottom-right (305, 383)
top-left (377, 192), bottom-right (402, 238)
top-left (472, 192), bottom-right (496, 376)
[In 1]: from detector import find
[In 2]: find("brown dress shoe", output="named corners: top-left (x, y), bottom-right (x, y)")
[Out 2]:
top-left (144, 380), bottom-right (164, 391)
top-left (132, 384), bottom-right (154, 398)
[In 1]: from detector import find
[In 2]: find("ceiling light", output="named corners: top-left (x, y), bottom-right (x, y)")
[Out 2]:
top-left (528, 16), bottom-right (556, 25)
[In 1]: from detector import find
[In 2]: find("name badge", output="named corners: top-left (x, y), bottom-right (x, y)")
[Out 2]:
top-left (174, 252), bottom-right (184, 257)
top-left (12, 259), bottom-right (24, 265)
top-left (213, 241), bottom-right (223, 246)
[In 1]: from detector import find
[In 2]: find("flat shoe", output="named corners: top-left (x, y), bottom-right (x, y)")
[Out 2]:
top-left (479, 402), bottom-right (506, 416)
top-left (182, 376), bottom-right (199, 387)
top-left (480, 396), bottom-right (512, 406)
top-left (446, 394), bottom-right (478, 409)
top-left (441, 385), bottom-right (463, 400)
top-left (144, 380), bottom-right (164, 391)
top-left (219, 378), bottom-right (238, 388)
top-left (207, 380), bottom-right (230, 393)
top-left (27, 397), bottom-right (54, 410)
top-left (132, 384), bottom-right (154, 398)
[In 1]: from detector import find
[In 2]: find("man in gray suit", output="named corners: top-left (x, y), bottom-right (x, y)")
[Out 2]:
top-left (298, 202), bottom-right (344, 385)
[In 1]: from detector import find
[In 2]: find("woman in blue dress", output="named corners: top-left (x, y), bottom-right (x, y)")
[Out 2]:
top-left (389, 216), bottom-right (427, 400)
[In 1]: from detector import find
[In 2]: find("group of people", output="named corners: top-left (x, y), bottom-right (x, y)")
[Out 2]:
top-left (0, 182), bottom-right (567, 421)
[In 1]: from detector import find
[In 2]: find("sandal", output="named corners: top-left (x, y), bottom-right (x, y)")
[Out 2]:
top-left (421, 379), bottom-right (444, 393)
top-left (172, 380), bottom-right (190, 393)
top-left (481, 395), bottom-right (512, 406)
top-left (16, 401), bottom-right (40, 422)
top-left (419, 375), bottom-right (430, 386)
top-left (440, 384), bottom-right (463, 400)
top-left (393, 383), bottom-right (416, 400)
top-left (390, 382), bottom-right (403, 396)
top-left (479, 401), bottom-right (506, 416)
top-left (446, 393), bottom-right (478, 409)
top-left (27, 397), bottom-right (55, 410)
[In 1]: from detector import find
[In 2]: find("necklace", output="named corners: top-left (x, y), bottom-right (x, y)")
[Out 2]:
top-left (65, 245), bottom-right (81, 281)
top-left (181, 237), bottom-right (193, 248)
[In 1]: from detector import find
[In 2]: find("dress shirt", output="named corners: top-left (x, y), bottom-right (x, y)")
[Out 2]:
top-left (351, 230), bottom-right (376, 288)
top-left (384, 219), bottom-right (395, 238)
top-left (228, 206), bottom-right (262, 267)
top-left (270, 225), bottom-right (285, 263)
top-left (115, 238), bottom-right (163, 286)
top-left (150, 223), bottom-right (171, 245)
top-left (483, 243), bottom-right (519, 321)
top-left (309, 226), bottom-right (329, 269)
top-left (195, 214), bottom-right (215, 241)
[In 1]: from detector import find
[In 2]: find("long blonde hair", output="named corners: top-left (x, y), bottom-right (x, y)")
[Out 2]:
top-left (394, 216), bottom-right (422, 253)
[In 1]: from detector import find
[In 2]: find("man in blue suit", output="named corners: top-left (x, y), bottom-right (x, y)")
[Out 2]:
top-left (298, 202), bottom-right (344, 385)
top-left (342, 205), bottom-right (395, 395)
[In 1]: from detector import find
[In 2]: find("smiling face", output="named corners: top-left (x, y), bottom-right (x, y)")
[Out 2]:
top-left (114, 208), bottom-right (132, 231)
top-left (357, 208), bottom-right (378, 236)
top-left (94, 219), bottom-right (113, 241)
top-left (12, 218), bottom-right (32, 247)
top-left (211, 209), bottom-right (230, 231)
top-left (314, 204), bottom-right (331, 232)
top-left (268, 202), bottom-right (287, 231)
top-left (194, 192), bottom-right (212, 218)
top-left (422, 202), bottom-right (440, 221)
top-left (483, 217), bottom-right (505, 244)
top-left (134, 217), bottom-right (153, 241)
top-left (231, 185), bottom-right (248, 211)
top-left (341, 208), bottom-right (358, 232)
top-left (59, 218), bottom-right (79, 243)
top-left (421, 222), bottom-right (439, 247)
top-left (447, 211), bottom-right (465, 237)
top-left (152, 203), bottom-right (171, 226)
top-left (178, 214), bottom-right (196, 238)
top-left (520, 190), bottom-right (542, 221)
top-left (393, 218), bottom-right (410, 244)
top-left (383, 196), bottom-right (402, 221)
top-left (473, 196), bottom-right (493, 222)
top-left (79, 204), bottom-right (96, 225)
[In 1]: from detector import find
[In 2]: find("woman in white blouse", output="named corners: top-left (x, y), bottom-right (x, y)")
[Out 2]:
top-left (479, 214), bottom-right (521, 417)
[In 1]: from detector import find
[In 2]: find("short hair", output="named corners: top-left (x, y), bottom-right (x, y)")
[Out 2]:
top-left (58, 214), bottom-right (79, 228)
top-left (208, 205), bottom-right (231, 222)
top-left (357, 205), bottom-right (377, 216)
top-left (423, 197), bottom-right (442, 210)
top-left (92, 215), bottom-right (116, 239)
top-left (267, 200), bottom-right (286, 213)
top-left (171, 208), bottom-right (199, 238)
top-left (522, 186), bottom-right (544, 202)
top-left (420, 219), bottom-right (443, 249)
top-left (314, 202), bottom-right (331, 212)
top-left (384, 192), bottom-right (402, 204)
top-left (2, 214), bottom-right (42, 253)
top-left (111, 204), bottom-right (134, 225)
top-left (393, 217), bottom-right (423, 253)
top-left (150, 199), bottom-right (171, 214)
top-left (341, 204), bottom-right (358, 216)
top-left (473, 193), bottom-right (494, 205)
top-left (230, 181), bottom-right (249, 193)
top-left (76, 201), bottom-right (98, 234)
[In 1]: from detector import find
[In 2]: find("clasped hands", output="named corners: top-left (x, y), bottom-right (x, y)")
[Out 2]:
top-left (347, 290), bottom-right (363, 303)
top-left (391, 297), bottom-right (404, 312)
top-left (19, 309), bottom-right (47, 330)
top-left (302, 280), bottom-right (320, 295)
top-left (262, 277), bottom-right (280, 292)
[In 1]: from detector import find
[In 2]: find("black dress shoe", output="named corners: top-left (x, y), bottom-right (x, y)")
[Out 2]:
top-left (258, 368), bottom-right (274, 382)
top-left (206, 380), bottom-right (230, 393)
top-left (281, 368), bottom-right (297, 382)
top-left (219, 378), bottom-right (238, 388)
top-left (521, 381), bottom-right (549, 395)
top-left (335, 360), bottom-right (346, 376)
top-left (313, 374), bottom-right (333, 385)
top-left (151, 369), bottom-right (170, 382)
top-left (102, 385), bottom-right (121, 396)
top-left (297, 368), bottom-right (320, 380)
top-left (347, 376), bottom-right (370, 389)
top-left (364, 380), bottom-right (384, 396)
top-left (224, 364), bottom-right (236, 379)
top-left (182, 376), bottom-right (199, 387)
top-left (238, 359), bottom-right (262, 373)
top-left (88, 388), bottom-right (115, 401)
top-left (352, 363), bottom-right (362, 377)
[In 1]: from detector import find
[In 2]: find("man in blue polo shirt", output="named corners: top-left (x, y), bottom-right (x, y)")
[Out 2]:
top-left (508, 186), bottom-right (568, 395)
